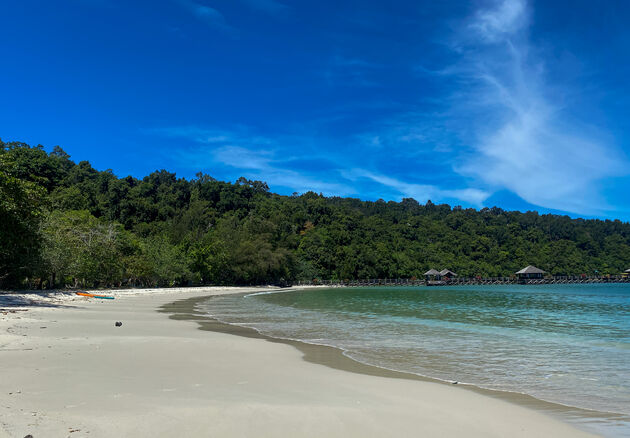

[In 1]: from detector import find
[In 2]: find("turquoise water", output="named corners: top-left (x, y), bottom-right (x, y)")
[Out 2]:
top-left (199, 284), bottom-right (630, 436)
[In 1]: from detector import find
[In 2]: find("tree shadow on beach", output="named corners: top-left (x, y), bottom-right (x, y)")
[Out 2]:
top-left (0, 291), bottom-right (78, 309)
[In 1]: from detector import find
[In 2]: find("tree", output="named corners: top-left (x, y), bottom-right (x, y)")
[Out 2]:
top-left (140, 236), bottom-right (191, 286)
top-left (0, 153), bottom-right (46, 287)
top-left (40, 210), bottom-right (127, 287)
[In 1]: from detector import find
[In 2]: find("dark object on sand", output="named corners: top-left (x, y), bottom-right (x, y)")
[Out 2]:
top-left (24, 435), bottom-right (34, 438)
top-left (115, 321), bottom-right (122, 327)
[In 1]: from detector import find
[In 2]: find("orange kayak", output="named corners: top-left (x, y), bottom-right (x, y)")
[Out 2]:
top-left (76, 292), bottom-right (115, 300)
top-left (76, 292), bottom-right (94, 297)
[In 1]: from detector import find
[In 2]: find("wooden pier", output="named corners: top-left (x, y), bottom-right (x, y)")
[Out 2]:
top-left (295, 275), bottom-right (630, 287)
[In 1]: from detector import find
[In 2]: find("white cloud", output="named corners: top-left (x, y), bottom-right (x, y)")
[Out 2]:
top-left (157, 128), bottom-right (355, 196)
top-left (149, 126), bottom-right (275, 150)
top-left (348, 170), bottom-right (490, 206)
top-left (470, 0), bottom-right (527, 41)
top-left (151, 125), bottom-right (490, 204)
top-left (198, 145), bottom-right (354, 195)
top-left (214, 146), bottom-right (273, 170)
top-left (450, 0), bottom-right (627, 214)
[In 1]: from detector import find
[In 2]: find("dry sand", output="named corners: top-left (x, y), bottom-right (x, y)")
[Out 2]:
top-left (0, 287), bottom-right (597, 437)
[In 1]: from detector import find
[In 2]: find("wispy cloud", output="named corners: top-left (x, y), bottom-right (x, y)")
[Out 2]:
top-left (347, 170), bottom-right (490, 206)
top-left (152, 127), bottom-right (354, 195)
top-left (152, 126), bottom-right (272, 146)
top-left (180, 0), bottom-right (234, 33)
top-left (469, 0), bottom-right (527, 42)
top-left (442, 0), bottom-right (628, 214)
top-left (148, 125), bottom-right (489, 205)
top-left (353, 110), bottom-right (461, 155)
top-left (204, 145), bottom-right (352, 195)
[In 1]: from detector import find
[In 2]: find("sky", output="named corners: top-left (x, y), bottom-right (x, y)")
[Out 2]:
top-left (1, 0), bottom-right (629, 220)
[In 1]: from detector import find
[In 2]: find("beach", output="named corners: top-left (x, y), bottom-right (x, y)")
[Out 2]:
top-left (0, 287), bottom-right (596, 438)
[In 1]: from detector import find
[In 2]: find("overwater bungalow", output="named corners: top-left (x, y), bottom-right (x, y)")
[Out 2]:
top-left (516, 265), bottom-right (545, 280)
top-left (424, 269), bottom-right (441, 280)
top-left (439, 269), bottom-right (457, 279)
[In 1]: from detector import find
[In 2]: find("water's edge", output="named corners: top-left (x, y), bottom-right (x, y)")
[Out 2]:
top-left (160, 292), bottom-right (627, 437)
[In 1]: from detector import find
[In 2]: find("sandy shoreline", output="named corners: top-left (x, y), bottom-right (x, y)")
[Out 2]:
top-left (1, 287), bottom-right (597, 437)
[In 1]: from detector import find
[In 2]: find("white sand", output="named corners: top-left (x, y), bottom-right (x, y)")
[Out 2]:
top-left (0, 287), bottom-right (596, 437)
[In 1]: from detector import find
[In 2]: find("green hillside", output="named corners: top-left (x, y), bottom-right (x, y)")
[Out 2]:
top-left (2, 140), bottom-right (629, 289)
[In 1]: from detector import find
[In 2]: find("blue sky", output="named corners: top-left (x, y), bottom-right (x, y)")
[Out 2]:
top-left (2, 0), bottom-right (629, 220)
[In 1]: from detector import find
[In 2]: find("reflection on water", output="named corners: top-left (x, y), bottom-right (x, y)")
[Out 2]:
top-left (199, 284), bottom-right (630, 437)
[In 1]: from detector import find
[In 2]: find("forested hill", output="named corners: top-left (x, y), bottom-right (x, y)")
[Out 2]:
top-left (1, 140), bottom-right (629, 289)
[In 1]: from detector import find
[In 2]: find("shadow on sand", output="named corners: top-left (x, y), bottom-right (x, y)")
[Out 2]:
top-left (0, 291), bottom-right (78, 309)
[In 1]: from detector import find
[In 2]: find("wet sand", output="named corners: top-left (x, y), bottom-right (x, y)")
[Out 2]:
top-left (169, 293), bottom-right (628, 436)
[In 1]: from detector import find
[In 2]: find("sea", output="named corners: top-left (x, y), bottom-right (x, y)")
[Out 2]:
top-left (197, 284), bottom-right (630, 437)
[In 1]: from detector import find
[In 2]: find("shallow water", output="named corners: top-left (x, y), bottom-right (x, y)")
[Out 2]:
top-left (198, 284), bottom-right (630, 436)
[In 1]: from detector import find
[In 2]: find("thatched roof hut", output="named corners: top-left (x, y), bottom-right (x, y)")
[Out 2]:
top-left (516, 265), bottom-right (545, 274)
top-left (625, 268), bottom-right (630, 273)
top-left (424, 268), bottom-right (443, 284)
top-left (439, 269), bottom-right (457, 278)
top-left (516, 265), bottom-right (545, 279)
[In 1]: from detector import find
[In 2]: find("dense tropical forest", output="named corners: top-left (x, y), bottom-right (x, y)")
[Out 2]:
top-left (1, 140), bottom-right (629, 289)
